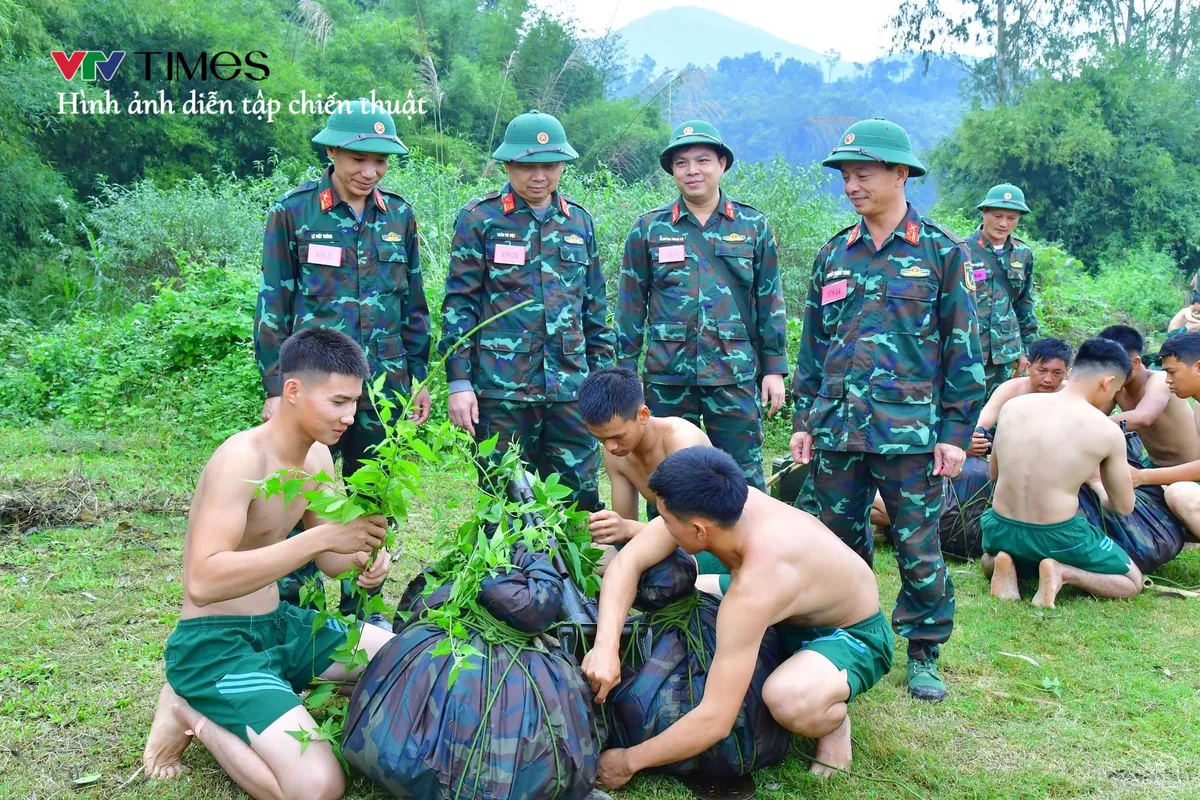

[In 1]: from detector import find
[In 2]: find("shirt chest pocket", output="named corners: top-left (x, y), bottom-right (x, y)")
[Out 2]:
top-left (375, 243), bottom-right (410, 296)
top-left (486, 238), bottom-right (531, 290)
top-left (714, 242), bottom-right (755, 285)
top-left (557, 244), bottom-right (589, 287)
top-left (298, 242), bottom-right (348, 297)
top-left (648, 244), bottom-right (692, 289)
top-left (885, 277), bottom-right (937, 337)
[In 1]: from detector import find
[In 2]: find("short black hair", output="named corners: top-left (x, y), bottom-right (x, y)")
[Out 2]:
top-left (1098, 325), bottom-right (1144, 357)
top-left (578, 367), bottom-right (644, 426)
top-left (279, 327), bottom-right (369, 383)
top-left (1028, 338), bottom-right (1072, 367)
top-left (1072, 337), bottom-right (1132, 378)
top-left (647, 446), bottom-right (748, 527)
top-left (1159, 332), bottom-right (1200, 365)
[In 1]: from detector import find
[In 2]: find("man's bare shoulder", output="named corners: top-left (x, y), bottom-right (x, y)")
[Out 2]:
top-left (998, 376), bottom-right (1032, 400)
top-left (663, 416), bottom-right (711, 451)
top-left (202, 429), bottom-right (269, 481)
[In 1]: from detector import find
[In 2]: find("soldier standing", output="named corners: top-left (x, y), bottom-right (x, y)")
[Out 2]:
top-left (439, 111), bottom-right (614, 510)
top-left (616, 120), bottom-right (788, 492)
top-left (970, 183), bottom-right (1038, 399)
top-left (255, 98), bottom-right (431, 627)
top-left (790, 118), bottom-right (984, 702)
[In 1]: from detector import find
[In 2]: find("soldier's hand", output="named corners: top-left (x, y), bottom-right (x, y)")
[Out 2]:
top-left (409, 386), bottom-right (432, 426)
top-left (1129, 467), bottom-right (1145, 489)
top-left (322, 515), bottom-right (387, 555)
top-left (581, 646), bottom-right (622, 703)
top-left (261, 396), bottom-right (281, 422)
top-left (448, 390), bottom-right (479, 436)
top-left (761, 373), bottom-right (786, 417)
top-left (967, 433), bottom-right (991, 458)
top-left (790, 432), bottom-right (813, 465)
top-left (352, 547), bottom-right (392, 589)
top-left (597, 749), bottom-right (636, 790)
top-left (589, 510), bottom-right (628, 545)
top-left (933, 443), bottom-right (966, 478)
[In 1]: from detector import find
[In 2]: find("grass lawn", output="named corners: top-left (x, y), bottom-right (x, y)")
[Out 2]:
top-left (2, 422), bottom-right (1199, 799)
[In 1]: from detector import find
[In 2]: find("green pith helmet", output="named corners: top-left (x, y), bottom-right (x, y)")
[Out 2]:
top-left (491, 110), bottom-right (578, 163)
top-left (311, 98), bottom-right (409, 155)
top-left (822, 117), bottom-right (926, 177)
top-left (977, 183), bottom-right (1031, 213)
top-left (659, 120), bottom-right (735, 174)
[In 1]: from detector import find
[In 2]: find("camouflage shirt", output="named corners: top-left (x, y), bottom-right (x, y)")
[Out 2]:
top-left (967, 228), bottom-right (1037, 365)
top-left (437, 185), bottom-right (615, 403)
top-left (254, 167), bottom-right (431, 406)
top-left (792, 204), bottom-right (985, 453)
top-left (616, 192), bottom-right (788, 386)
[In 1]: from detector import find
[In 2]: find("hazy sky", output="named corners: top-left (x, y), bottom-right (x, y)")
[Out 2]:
top-left (529, 0), bottom-right (914, 63)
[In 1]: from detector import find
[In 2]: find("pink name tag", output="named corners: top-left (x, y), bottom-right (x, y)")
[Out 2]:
top-left (494, 243), bottom-right (526, 265)
top-left (658, 244), bottom-right (686, 263)
top-left (821, 279), bottom-right (848, 305)
top-left (973, 268), bottom-right (988, 282)
top-left (307, 243), bottom-right (342, 266)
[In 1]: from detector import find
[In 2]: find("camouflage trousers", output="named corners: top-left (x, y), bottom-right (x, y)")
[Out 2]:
top-left (278, 406), bottom-right (387, 618)
top-left (477, 398), bottom-right (602, 512)
top-left (983, 359), bottom-right (1017, 402)
top-left (809, 450), bottom-right (954, 661)
top-left (645, 381), bottom-right (765, 490)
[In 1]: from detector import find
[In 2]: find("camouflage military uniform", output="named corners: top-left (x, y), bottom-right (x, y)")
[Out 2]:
top-left (967, 229), bottom-right (1037, 399)
top-left (438, 185), bottom-right (614, 510)
top-left (792, 204), bottom-right (985, 661)
top-left (616, 192), bottom-right (788, 489)
top-left (256, 165), bottom-right (431, 616)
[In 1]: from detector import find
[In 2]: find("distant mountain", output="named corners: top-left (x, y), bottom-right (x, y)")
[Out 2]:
top-left (615, 6), bottom-right (857, 80)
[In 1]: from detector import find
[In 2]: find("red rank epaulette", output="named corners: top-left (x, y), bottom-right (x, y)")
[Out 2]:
top-left (559, 195), bottom-right (570, 219)
top-left (724, 199), bottom-right (735, 219)
top-left (905, 220), bottom-right (920, 246)
top-left (671, 203), bottom-right (681, 224)
top-left (846, 224), bottom-right (860, 246)
top-left (319, 188), bottom-right (333, 213)
top-left (373, 189), bottom-right (387, 212)
top-left (501, 192), bottom-right (515, 214)
top-left (977, 237), bottom-right (987, 248)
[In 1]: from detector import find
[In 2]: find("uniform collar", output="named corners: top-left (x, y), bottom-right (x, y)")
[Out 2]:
top-left (318, 166), bottom-right (387, 214)
top-left (500, 183), bottom-right (570, 219)
top-left (848, 202), bottom-right (922, 250)
top-left (974, 225), bottom-right (1010, 254)
top-left (671, 189), bottom-right (736, 225)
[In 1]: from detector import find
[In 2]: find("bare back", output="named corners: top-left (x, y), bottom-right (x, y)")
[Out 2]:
top-left (991, 392), bottom-right (1129, 523)
top-left (181, 427), bottom-right (329, 620)
top-left (1118, 371), bottom-right (1200, 467)
top-left (725, 491), bottom-right (880, 629)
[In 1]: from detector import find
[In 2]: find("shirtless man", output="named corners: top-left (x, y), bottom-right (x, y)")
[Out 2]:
top-left (142, 328), bottom-right (395, 800)
top-left (1098, 325), bottom-right (1199, 468)
top-left (582, 446), bottom-right (891, 786)
top-left (1129, 332), bottom-right (1200, 540)
top-left (576, 368), bottom-right (716, 585)
top-left (982, 338), bottom-right (1141, 609)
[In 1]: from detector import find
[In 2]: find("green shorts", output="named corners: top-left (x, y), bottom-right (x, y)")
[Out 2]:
top-left (774, 610), bottom-right (894, 701)
top-left (981, 509), bottom-right (1133, 576)
top-left (695, 551), bottom-right (731, 593)
top-left (164, 603), bottom-right (350, 743)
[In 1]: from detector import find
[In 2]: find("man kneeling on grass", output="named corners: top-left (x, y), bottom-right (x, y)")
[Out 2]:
top-left (583, 446), bottom-right (891, 786)
top-left (142, 327), bottom-right (394, 800)
top-left (983, 338), bottom-right (1142, 608)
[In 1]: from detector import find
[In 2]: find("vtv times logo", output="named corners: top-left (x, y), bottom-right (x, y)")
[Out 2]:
top-left (51, 50), bottom-right (269, 81)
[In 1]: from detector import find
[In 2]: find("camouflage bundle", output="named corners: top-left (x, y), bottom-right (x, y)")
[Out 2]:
top-left (341, 619), bottom-right (602, 799)
top-left (602, 590), bottom-right (791, 777)
top-left (938, 455), bottom-right (993, 560)
top-left (633, 547), bottom-right (698, 611)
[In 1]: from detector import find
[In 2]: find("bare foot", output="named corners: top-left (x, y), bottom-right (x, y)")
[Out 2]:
top-left (989, 552), bottom-right (1020, 600)
top-left (143, 684), bottom-right (194, 780)
top-left (809, 715), bottom-right (852, 778)
top-left (1031, 559), bottom-right (1063, 609)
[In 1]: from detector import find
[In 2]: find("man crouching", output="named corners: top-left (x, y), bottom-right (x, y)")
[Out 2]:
top-left (142, 327), bottom-right (395, 800)
top-left (583, 446), bottom-right (891, 786)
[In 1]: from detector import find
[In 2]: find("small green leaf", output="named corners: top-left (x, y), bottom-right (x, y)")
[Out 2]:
top-left (477, 433), bottom-right (499, 459)
top-left (72, 773), bottom-right (102, 786)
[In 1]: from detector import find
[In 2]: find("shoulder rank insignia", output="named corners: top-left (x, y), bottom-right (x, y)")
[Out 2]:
top-left (319, 188), bottom-right (334, 213)
top-left (564, 233), bottom-right (584, 245)
top-left (900, 266), bottom-right (931, 278)
top-left (373, 189), bottom-right (387, 212)
top-left (382, 231), bottom-right (402, 242)
top-left (671, 203), bottom-right (682, 225)
top-left (904, 220), bottom-right (920, 246)
top-left (724, 199), bottom-right (735, 219)
top-left (559, 195), bottom-right (571, 218)
top-left (501, 192), bottom-right (516, 214)
top-left (722, 233), bottom-right (748, 243)
top-left (846, 224), bottom-right (861, 246)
